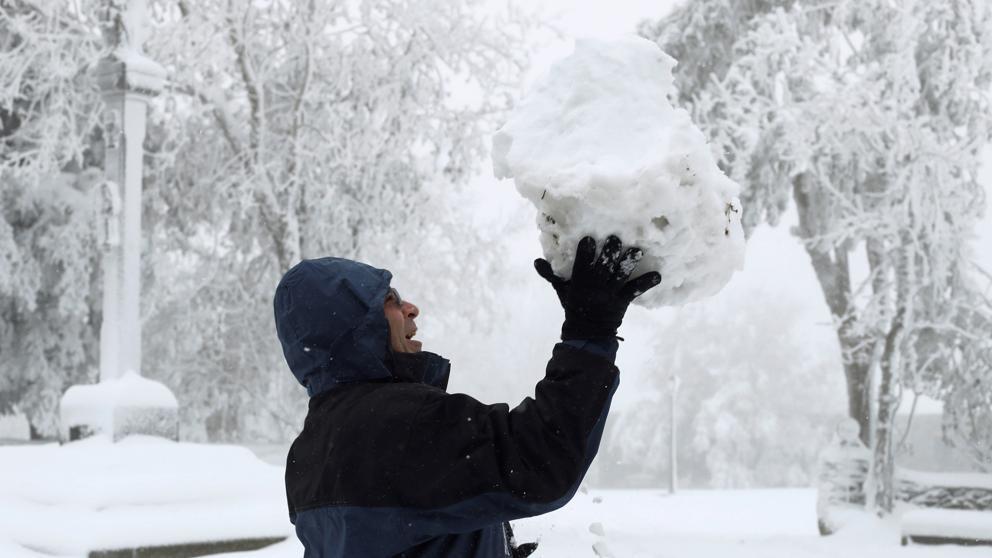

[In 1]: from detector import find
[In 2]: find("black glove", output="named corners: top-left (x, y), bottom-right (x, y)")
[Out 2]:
top-left (513, 542), bottom-right (538, 557)
top-left (535, 235), bottom-right (661, 341)
top-left (504, 522), bottom-right (538, 558)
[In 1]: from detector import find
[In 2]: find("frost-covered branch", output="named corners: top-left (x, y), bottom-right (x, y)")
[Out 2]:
top-left (645, 0), bottom-right (992, 513)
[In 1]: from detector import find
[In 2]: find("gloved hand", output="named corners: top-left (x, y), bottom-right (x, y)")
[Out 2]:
top-left (513, 542), bottom-right (538, 557)
top-left (504, 522), bottom-right (538, 558)
top-left (535, 235), bottom-right (662, 341)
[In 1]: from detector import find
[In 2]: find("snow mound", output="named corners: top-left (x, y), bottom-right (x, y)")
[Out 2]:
top-left (0, 437), bottom-right (290, 555)
top-left (493, 36), bottom-right (745, 307)
top-left (60, 371), bottom-right (178, 440)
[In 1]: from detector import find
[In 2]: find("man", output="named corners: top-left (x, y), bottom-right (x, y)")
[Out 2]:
top-left (274, 236), bottom-right (660, 557)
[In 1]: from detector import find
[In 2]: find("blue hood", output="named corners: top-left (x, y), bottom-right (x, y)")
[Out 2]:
top-left (273, 257), bottom-right (449, 397)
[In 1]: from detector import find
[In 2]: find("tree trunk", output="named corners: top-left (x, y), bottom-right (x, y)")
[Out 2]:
top-left (792, 174), bottom-right (872, 444)
top-left (874, 327), bottom-right (899, 513)
top-left (872, 233), bottom-right (911, 513)
top-left (842, 357), bottom-right (871, 445)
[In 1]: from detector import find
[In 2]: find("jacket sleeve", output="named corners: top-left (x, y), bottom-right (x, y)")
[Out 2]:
top-left (395, 342), bottom-right (620, 536)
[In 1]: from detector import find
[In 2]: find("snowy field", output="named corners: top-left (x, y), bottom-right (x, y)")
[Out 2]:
top-left (1, 438), bottom-right (987, 558)
top-left (222, 489), bottom-right (990, 558)
top-left (0, 438), bottom-right (289, 558)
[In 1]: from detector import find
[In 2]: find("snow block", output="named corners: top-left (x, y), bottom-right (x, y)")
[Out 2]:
top-left (493, 36), bottom-right (745, 307)
top-left (59, 371), bottom-right (179, 443)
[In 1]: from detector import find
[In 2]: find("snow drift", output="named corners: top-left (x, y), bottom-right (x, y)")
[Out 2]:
top-left (493, 36), bottom-right (745, 307)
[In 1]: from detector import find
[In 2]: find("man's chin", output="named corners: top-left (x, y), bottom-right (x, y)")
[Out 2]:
top-left (407, 340), bottom-right (423, 352)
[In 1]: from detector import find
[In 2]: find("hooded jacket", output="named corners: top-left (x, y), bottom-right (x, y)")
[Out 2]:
top-left (274, 257), bottom-right (620, 558)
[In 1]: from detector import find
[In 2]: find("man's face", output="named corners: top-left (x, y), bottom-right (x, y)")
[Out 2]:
top-left (384, 287), bottom-right (422, 353)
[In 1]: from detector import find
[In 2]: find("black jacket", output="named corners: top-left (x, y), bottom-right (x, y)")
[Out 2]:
top-left (274, 258), bottom-right (619, 557)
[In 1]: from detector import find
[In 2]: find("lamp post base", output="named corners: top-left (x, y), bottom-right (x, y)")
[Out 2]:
top-left (59, 371), bottom-right (179, 443)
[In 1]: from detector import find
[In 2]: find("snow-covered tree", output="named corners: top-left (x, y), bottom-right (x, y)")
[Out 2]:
top-left (641, 0), bottom-right (992, 511)
top-left (936, 290), bottom-right (992, 471)
top-left (1, 0), bottom-right (533, 440)
top-left (138, 0), bottom-right (530, 441)
top-left (0, 2), bottom-right (104, 437)
top-left (605, 291), bottom-right (845, 489)
top-left (0, 2), bottom-right (102, 182)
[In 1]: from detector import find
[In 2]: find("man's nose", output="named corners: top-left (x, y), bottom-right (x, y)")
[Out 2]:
top-left (403, 301), bottom-right (419, 319)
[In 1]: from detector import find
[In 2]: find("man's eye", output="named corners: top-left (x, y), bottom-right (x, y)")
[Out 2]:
top-left (386, 288), bottom-right (403, 307)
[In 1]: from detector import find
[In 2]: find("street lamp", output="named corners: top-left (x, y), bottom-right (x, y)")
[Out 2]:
top-left (58, 0), bottom-right (178, 443)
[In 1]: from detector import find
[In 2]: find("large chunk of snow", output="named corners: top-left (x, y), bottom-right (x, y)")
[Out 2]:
top-left (493, 36), bottom-right (745, 307)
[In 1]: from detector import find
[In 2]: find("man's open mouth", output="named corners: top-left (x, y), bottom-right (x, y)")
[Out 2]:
top-left (405, 330), bottom-right (417, 340)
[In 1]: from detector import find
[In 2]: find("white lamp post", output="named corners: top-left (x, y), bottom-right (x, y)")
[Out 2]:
top-left (59, 0), bottom-right (178, 442)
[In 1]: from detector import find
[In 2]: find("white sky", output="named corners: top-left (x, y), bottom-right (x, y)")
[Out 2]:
top-left (533, 0), bottom-right (679, 36)
top-left (521, 0), bottom-right (682, 81)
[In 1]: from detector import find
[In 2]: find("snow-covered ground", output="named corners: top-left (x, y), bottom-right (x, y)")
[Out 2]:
top-left (508, 490), bottom-right (992, 557)
top-left (0, 438), bottom-right (290, 558)
top-left (2, 438), bottom-right (986, 558)
top-left (222, 488), bottom-right (990, 558)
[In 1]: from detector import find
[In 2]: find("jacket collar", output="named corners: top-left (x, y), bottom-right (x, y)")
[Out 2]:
top-left (389, 351), bottom-right (451, 391)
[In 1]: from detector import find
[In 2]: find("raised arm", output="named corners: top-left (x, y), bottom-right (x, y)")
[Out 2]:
top-left (395, 236), bottom-right (661, 534)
